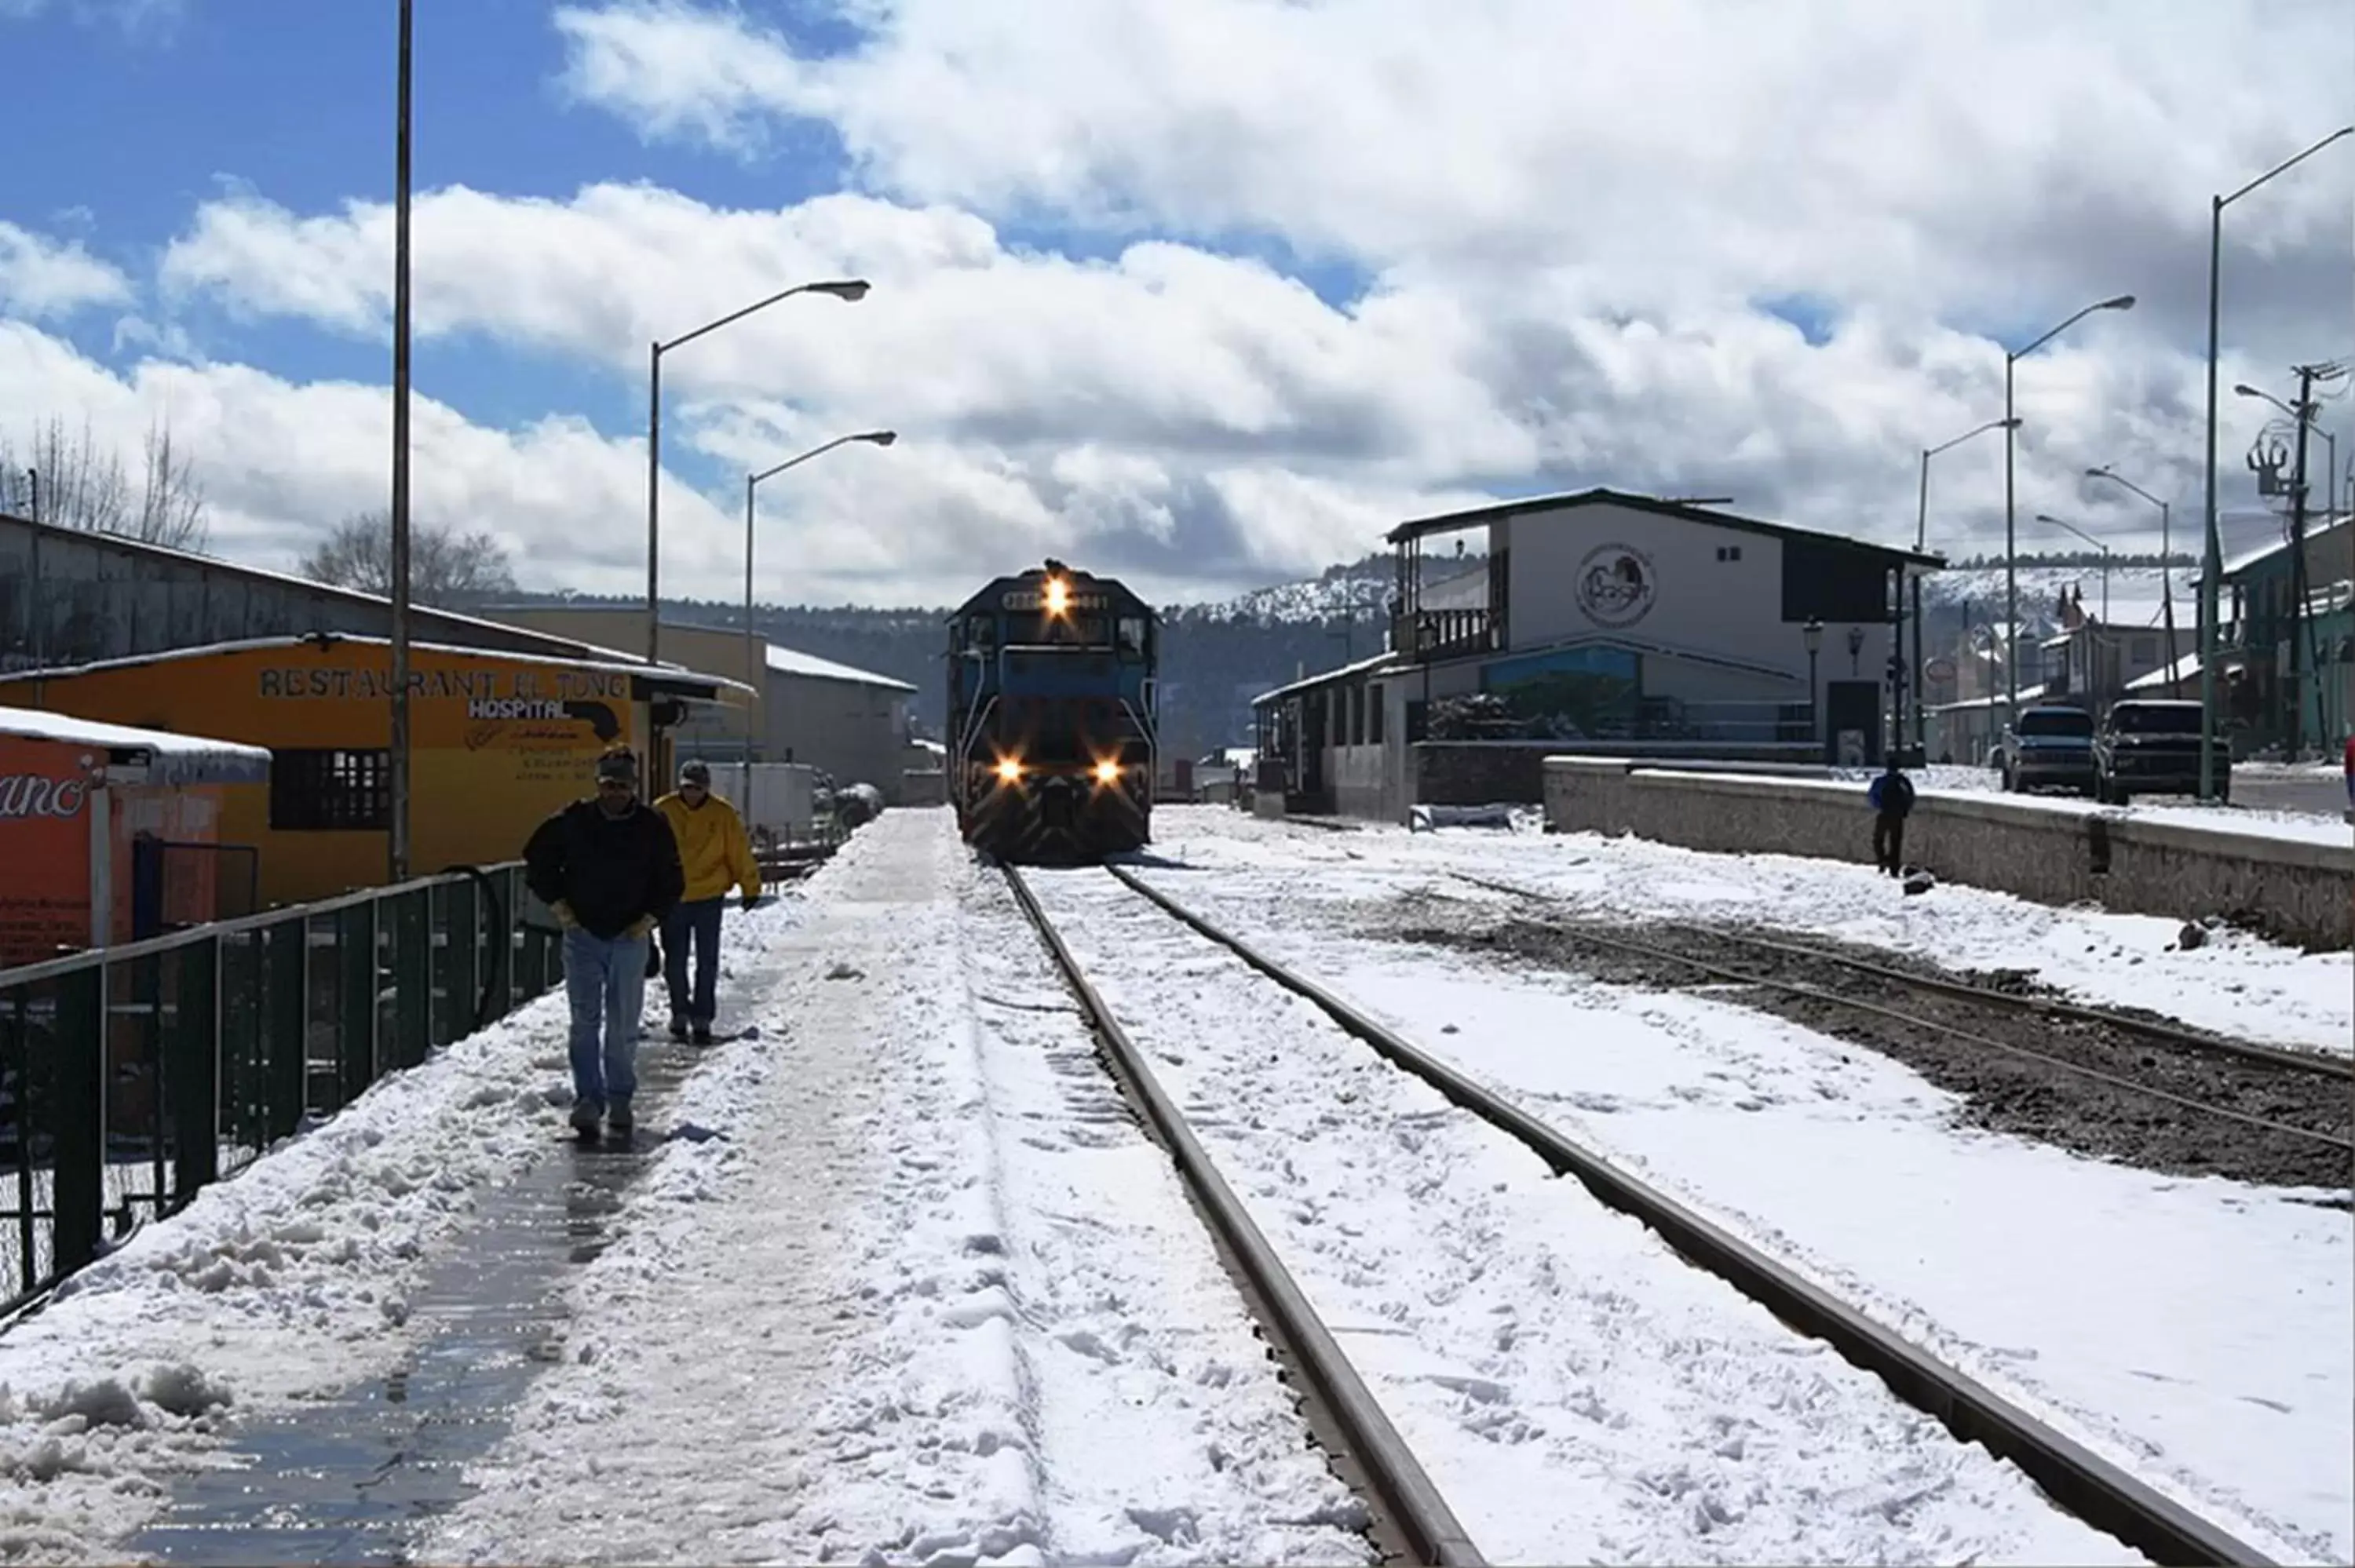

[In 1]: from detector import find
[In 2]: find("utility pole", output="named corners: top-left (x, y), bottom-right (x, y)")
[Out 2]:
top-left (2284, 368), bottom-right (2309, 758)
top-left (2281, 362), bottom-right (2335, 759)
top-left (388, 0), bottom-right (414, 883)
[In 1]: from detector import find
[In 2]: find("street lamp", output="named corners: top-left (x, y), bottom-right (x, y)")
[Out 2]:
top-left (740, 430), bottom-right (897, 804)
top-left (1916, 417), bottom-right (2020, 552)
top-left (2086, 465), bottom-right (2179, 695)
top-left (2199, 126), bottom-right (2353, 800)
top-left (2004, 293), bottom-right (2136, 732)
top-left (2033, 512), bottom-right (2111, 624)
top-left (1802, 616), bottom-right (1824, 757)
top-left (647, 277), bottom-right (871, 669)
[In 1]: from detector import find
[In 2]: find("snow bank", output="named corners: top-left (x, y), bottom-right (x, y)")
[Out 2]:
top-left (0, 896), bottom-right (803, 1560)
top-left (420, 809), bottom-right (1369, 1566)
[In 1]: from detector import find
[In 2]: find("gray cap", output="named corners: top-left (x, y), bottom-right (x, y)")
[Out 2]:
top-left (679, 758), bottom-right (711, 786)
top-left (595, 749), bottom-right (638, 785)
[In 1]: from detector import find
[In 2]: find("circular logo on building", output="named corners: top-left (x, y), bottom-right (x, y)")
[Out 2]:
top-left (1575, 544), bottom-right (1657, 629)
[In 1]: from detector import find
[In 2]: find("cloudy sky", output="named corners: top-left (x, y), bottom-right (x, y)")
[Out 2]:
top-left (0, 0), bottom-right (2348, 607)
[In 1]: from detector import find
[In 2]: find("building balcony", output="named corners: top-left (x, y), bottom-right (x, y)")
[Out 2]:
top-left (1393, 607), bottom-right (1505, 663)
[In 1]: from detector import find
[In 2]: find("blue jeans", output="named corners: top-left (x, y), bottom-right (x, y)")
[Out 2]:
top-left (662, 897), bottom-right (725, 1026)
top-left (563, 928), bottom-right (648, 1112)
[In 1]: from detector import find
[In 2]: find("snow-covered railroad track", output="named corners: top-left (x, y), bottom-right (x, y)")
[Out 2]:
top-left (1010, 860), bottom-right (2276, 1566)
top-left (1002, 862), bottom-right (1484, 1568)
top-left (1448, 870), bottom-right (2355, 1087)
top-left (1427, 870), bottom-right (2353, 1195)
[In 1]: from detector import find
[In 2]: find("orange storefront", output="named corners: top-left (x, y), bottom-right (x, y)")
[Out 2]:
top-left (0, 634), bottom-right (735, 910)
top-left (0, 711), bottom-right (271, 968)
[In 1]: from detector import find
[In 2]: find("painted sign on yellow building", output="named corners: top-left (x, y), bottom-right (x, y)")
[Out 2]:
top-left (0, 633), bottom-right (736, 907)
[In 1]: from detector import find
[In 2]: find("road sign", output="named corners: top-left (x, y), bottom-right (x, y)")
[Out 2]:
top-left (1925, 656), bottom-right (1958, 684)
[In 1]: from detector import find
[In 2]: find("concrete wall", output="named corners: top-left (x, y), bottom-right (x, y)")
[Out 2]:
top-left (1543, 757), bottom-right (2354, 950)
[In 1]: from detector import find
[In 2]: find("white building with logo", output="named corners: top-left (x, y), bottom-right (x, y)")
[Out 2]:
top-left (1252, 489), bottom-right (1942, 819)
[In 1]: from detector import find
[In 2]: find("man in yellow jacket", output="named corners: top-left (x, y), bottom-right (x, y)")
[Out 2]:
top-left (653, 759), bottom-right (762, 1044)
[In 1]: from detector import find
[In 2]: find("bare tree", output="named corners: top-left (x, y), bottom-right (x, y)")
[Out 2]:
top-left (0, 415), bottom-right (210, 550)
top-left (299, 509), bottom-right (518, 608)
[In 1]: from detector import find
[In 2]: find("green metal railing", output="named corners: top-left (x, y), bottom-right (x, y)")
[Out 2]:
top-left (0, 862), bottom-right (568, 1317)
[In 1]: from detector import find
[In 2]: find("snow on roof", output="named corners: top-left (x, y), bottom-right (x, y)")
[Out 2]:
top-left (764, 644), bottom-right (916, 692)
top-left (0, 634), bottom-right (752, 696)
top-left (2125, 652), bottom-right (2204, 692)
top-left (0, 706), bottom-right (271, 785)
top-left (1252, 651), bottom-right (1405, 706)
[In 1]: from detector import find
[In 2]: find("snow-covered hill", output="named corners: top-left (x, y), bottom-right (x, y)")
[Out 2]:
top-left (1186, 552), bottom-right (2200, 634)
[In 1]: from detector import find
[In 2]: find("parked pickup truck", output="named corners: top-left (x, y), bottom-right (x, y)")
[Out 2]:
top-left (1994, 705), bottom-right (2098, 795)
top-left (2093, 698), bottom-right (2226, 804)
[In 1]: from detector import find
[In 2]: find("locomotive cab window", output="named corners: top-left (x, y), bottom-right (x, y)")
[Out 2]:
top-left (1115, 615), bottom-right (1148, 658)
top-left (966, 614), bottom-right (996, 650)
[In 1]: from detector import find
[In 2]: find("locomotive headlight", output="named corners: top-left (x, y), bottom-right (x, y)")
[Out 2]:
top-left (1044, 576), bottom-right (1071, 617)
top-left (1093, 758), bottom-right (1121, 785)
top-left (995, 757), bottom-right (1024, 784)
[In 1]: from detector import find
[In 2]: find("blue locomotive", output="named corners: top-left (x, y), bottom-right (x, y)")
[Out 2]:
top-left (946, 559), bottom-right (1159, 861)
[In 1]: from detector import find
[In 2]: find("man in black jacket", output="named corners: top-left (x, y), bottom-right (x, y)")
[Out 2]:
top-left (524, 747), bottom-right (685, 1137)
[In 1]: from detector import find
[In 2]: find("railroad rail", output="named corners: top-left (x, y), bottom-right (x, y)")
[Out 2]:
top-left (1000, 864), bottom-right (1486, 1568)
top-left (1444, 869), bottom-right (2353, 1159)
top-left (1091, 861), bottom-right (2278, 1568)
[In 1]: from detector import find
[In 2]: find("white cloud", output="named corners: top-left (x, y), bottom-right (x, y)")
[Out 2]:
top-left (0, 0), bottom-right (184, 36)
top-left (0, 321), bottom-right (750, 600)
top-left (9, 1), bottom-right (2349, 610)
top-left (551, 0), bottom-right (2353, 340)
top-left (149, 175), bottom-right (2331, 598)
top-left (0, 222), bottom-right (133, 319)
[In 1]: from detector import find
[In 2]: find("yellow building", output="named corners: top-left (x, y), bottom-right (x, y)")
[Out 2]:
top-left (0, 632), bottom-right (742, 908)
top-left (484, 607), bottom-right (918, 801)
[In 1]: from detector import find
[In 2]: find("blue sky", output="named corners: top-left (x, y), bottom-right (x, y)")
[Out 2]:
top-left (8, 0), bottom-right (857, 443)
top-left (0, 0), bottom-right (2345, 606)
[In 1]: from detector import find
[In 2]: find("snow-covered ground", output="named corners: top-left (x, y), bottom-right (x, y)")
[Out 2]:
top-left (0, 893), bottom-right (805, 1559)
top-left (1027, 866), bottom-right (2134, 1565)
top-left (1180, 808), bottom-right (2350, 1056)
top-left (1132, 808), bottom-right (2354, 1563)
top-left (421, 810), bottom-right (1369, 1566)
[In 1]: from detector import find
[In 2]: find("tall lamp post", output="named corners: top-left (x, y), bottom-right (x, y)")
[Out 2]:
top-left (2032, 513), bottom-right (2111, 624)
top-left (740, 430), bottom-right (897, 804)
top-left (648, 278), bottom-right (871, 669)
top-left (2200, 126), bottom-right (2353, 799)
top-left (389, 0), bottom-right (414, 883)
top-left (2086, 465), bottom-right (2179, 694)
top-left (1916, 417), bottom-right (2020, 552)
top-left (1913, 415), bottom-right (2020, 751)
top-left (2004, 294), bottom-right (2136, 732)
top-left (1802, 616), bottom-right (1823, 760)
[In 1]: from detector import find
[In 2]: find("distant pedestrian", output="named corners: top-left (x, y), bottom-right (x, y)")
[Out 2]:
top-left (524, 747), bottom-right (685, 1138)
top-left (2343, 731), bottom-right (2353, 810)
top-left (1867, 755), bottom-right (1916, 877)
top-left (654, 759), bottom-right (762, 1045)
